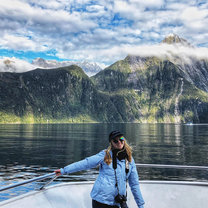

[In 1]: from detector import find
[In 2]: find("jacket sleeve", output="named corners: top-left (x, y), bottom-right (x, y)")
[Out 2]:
top-left (128, 158), bottom-right (145, 208)
top-left (60, 150), bottom-right (105, 175)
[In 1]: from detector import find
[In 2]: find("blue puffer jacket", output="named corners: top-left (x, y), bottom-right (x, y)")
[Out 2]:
top-left (60, 150), bottom-right (145, 208)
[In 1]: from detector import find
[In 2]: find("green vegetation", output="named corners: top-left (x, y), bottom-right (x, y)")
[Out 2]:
top-left (0, 56), bottom-right (208, 124)
top-left (0, 111), bottom-right (21, 124)
top-left (106, 59), bottom-right (132, 73)
top-left (0, 111), bottom-right (97, 124)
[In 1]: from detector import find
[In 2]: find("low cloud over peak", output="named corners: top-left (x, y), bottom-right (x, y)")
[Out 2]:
top-left (127, 42), bottom-right (208, 62)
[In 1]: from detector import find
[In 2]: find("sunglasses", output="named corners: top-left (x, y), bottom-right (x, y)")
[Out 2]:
top-left (112, 136), bottom-right (125, 144)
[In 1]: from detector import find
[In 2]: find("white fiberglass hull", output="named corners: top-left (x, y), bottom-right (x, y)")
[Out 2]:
top-left (0, 180), bottom-right (208, 208)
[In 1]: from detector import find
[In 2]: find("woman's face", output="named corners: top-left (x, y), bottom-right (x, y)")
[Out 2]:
top-left (111, 136), bottom-right (125, 150)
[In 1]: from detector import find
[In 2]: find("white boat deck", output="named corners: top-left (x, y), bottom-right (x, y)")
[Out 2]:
top-left (0, 180), bottom-right (208, 208)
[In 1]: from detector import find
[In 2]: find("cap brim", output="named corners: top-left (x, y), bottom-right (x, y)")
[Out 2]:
top-left (110, 133), bottom-right (123, 140)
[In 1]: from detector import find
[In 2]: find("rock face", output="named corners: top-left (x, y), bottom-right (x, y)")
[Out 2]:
top-left (161, 33), bottom-right (192, 47)
top-left (92, 56), bottom-right (208, 123)
top-left (0, 35), bottom-right (208, 123)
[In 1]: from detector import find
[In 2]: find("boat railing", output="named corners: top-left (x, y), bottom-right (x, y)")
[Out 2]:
top-left (0, 164), bottom-right (208, 192)
top-left (0, 172), bottom-right (56, 192)
top-left (135, 163), bottom-right (208, 170)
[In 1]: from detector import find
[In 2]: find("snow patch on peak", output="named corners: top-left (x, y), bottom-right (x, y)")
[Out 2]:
top-left (162, 34), bottom-right (192, 47)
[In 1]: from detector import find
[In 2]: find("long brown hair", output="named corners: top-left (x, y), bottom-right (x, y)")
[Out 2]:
top-left (104, 139), bottom-right (132, 165)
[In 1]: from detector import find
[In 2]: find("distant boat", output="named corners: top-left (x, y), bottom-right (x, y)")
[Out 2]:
top-left (1, 164), bottom-right (208, 208)
top-left (186, 122), bottom-right (193, 125)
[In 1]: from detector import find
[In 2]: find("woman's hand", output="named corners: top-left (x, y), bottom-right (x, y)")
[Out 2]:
top-left (54, 169), bottom-right (62, 176)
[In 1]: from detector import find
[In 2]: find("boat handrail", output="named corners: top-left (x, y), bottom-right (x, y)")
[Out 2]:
top-left (140, 180), bottom-right (208, 186)
top-left (0, 172), bottom-right (56, 192)
top-left (1, 164), bottom-right (208, 192)
top-left (135, 163), bottom-right (208, 170)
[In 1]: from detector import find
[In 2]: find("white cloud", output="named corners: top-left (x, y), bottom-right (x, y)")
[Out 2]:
top-left (114, 0), bottom-right (145, 20)
top-left (126, 43), bottom-right (208, 62)
top-left (86, 4), bottom-right (105, 13)
top-left (181, 7), bottom-right (207, 21)
top-left (129, 0), bottom-right (164, 8)
top-left (27, 0), bottom-right (70, 10)
top-left (0, 34), bottom-right (47, 51)
top-left (0, 57), bottom-right (34, 73)
top-left (0, 0), bottom-right (97, 35)
top-left (180, 6), bottom-right (208, 31)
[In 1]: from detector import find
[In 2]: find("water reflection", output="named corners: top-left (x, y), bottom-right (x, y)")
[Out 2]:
top-left (0, 123), bottom-right (208, 201)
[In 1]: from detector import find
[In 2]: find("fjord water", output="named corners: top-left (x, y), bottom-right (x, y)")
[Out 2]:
top-left (0, 123), bottom-right (208, 201)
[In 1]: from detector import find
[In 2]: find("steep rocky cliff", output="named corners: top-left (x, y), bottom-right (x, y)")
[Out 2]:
top-left (93, 55), bottom-right (208, 123)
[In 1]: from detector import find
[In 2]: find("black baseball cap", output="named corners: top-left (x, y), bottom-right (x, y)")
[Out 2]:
top-left (109, 130), bottom-right (124, 142)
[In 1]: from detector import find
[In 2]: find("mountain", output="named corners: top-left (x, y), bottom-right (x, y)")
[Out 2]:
top-left (0, 57), bottom-right (103, 76)
top-left (0, 65), bottom-right (128, 123)
top-left (160, 34), bottom-right (208, 92)
top-left (92, 34), bottom-right (208, 123)
top-left (0, 34), bottom-right (208, 123)
top-left (161, 33), bottom-right (192, 47)
top-left (32, 58), bottom-right (103, 76)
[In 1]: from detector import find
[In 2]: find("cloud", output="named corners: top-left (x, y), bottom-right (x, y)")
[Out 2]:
top-left (0, 0), bottom-right (208, 67)
top-left (0, 57), bottom-right (35, 73)
top-left (0, 0), bottom-right (97, 35)
top-left (27, 0), bottom-right (70, 10)
top-left (0, 0), bottom-right (99, 56)
top-left (125, 43), bottom-right (208, 63)
top-left (0, 34), bottom-right (47, 51)
top-left (129, 0), bottom-right (165, 8)
top-left (113, 1), bottom-right (145, 20)
top-left (181, 7), bottom-right (207, 21)
top-left (180, 6), bottom-right (208, 32)
top-left (86, 4), bottom-right (105, 13)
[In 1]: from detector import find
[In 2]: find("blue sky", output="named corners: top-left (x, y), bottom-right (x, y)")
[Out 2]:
top-left (0, 0), bottom-right (208, 68)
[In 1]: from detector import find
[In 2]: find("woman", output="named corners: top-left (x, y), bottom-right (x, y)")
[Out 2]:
top-left (55, 130), bottom-right (145, 208)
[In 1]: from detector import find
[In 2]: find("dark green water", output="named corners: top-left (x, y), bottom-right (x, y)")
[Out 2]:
top-left (0, 123), bottom-right (208, 201)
